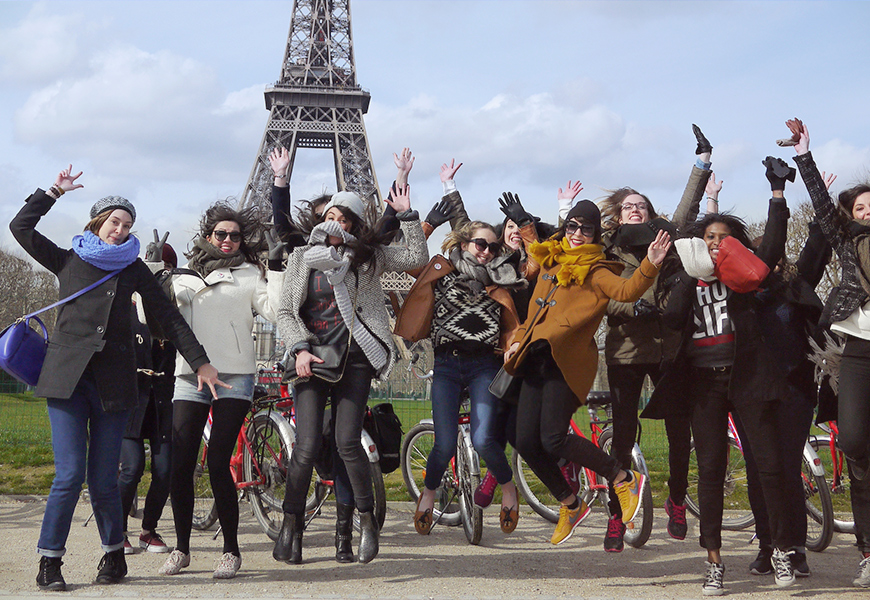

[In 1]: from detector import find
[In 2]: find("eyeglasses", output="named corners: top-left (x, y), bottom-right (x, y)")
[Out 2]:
top-left (564, 221), bottom-right (596, 237)
top-left (621, 201), bottom-right (648, 212)
top-left (470, 238), bottom-right (501, 254)
top-left (212, 229), bottom-right (242, 243)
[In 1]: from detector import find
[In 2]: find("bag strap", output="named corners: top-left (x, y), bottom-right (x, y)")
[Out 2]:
top-left (23, 269), bottom-right (123, 320)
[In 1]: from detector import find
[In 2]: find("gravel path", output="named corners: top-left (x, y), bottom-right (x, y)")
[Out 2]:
top-left (1, 495), bottom-right (868, 599)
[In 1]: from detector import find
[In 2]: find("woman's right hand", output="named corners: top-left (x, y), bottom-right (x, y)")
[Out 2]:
top-left (295, 350), bottom-right (325, 378)
top-left (440, 159), bottom-right (462, 183)
top-left (790, 120), bottom-right (810, 156)
top-left (55, 165), bottom-right (84, 193)
top-left (503, 342), bottom-right (520, 364)
top-left (269, 147), bottom-right (290, 180)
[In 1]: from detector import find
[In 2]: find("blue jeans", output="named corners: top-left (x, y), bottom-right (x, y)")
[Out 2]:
top-left (424, 350), bottom-right (512, 491)
top-left (37, 372), bottom-right (129, 557)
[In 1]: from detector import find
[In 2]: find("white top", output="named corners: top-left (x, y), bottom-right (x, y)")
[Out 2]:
top-left (831, 299), bottom-right (870, 342)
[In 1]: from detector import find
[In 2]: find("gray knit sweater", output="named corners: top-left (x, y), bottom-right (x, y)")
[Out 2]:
top-left (278, 212), bottom-right (428, 380)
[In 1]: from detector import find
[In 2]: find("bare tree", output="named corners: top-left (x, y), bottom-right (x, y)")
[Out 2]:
top-left (0, 247), bottom-right (59, 334)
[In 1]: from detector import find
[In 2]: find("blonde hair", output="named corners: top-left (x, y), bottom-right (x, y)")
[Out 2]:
top-left (84, 210), bottom-right (113, 235)
top-left (441, 220), bottom-right (496, 255)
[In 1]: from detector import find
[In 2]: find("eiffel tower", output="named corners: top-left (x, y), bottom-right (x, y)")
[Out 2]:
top-left (241, 0), bottom-right (412, 298)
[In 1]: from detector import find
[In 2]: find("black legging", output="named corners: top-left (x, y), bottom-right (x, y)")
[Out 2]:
top-left (515, 348), bottom-right (620, 502)
top-left (282, 353), bottom-right (375, 515)
top-left (170, 398), bottom-right (249, 556)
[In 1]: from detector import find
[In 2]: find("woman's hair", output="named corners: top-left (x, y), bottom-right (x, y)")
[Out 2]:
top-left (838, 182), bottom-right (870, 221)
top-left (552, 216), bottom-right (602, 245)
top-left (295, 197), bottom-right (399, 269)
top-left (189, 199), bottom-right (265, 268)
top-left (84, 210), bottom-right (113, 236)
top-left (655, 211), bottom-right (752, 303)
top-left (442, 220), bottom-right (497, 255)
top-left (495, 216), bottom-right (556, 249)
top-left (599, 187), bottom-right (658, 231)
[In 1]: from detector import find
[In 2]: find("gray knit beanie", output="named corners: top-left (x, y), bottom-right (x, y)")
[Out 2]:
top-left (90, 195), bottom-right (136, 223)
top-left (322, 191), bottom-right (365, 220)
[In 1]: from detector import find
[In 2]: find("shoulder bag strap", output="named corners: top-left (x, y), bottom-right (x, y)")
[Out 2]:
top-left (23, 268), bottom-right (123, 320)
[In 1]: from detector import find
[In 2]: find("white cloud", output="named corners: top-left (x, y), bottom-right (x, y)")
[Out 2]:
top-left (0, 5), bottom-right (84, 85)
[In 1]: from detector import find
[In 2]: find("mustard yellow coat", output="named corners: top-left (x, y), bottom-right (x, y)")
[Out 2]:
top-left (504, 256), bottom-right (659, 405)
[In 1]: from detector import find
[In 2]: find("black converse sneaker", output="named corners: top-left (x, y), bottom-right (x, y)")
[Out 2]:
top-left (772, 548), bottom-right (796, 587)
top-left (36, 556), bottom-right (66, 591)
top-left (702, 561), bottom-right (725, 596)
top-left (95, 548), bottom-right (127, 584)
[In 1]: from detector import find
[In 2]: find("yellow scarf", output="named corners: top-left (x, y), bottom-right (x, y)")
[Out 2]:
top-left (528, 238), bottom-right (605, 286)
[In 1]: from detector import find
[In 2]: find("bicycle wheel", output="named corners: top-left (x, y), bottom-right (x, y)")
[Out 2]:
top-left (456, 429), bottom-right (483, 545)
top-left (802, 441), bottom-right (834, 552)
top-left (191, 439), bottom-right (218, 530)
top-left (596, 428), bottom-right (653, 548)
top-left (244, 410), bottom-right (296, 540)
top-left (685, 436), bottom-right (755, 530)
top-left (400, 422), bottom-right (461, 526)
top-left (513, 450), bottom-right (559, 523)
top-left (809, 435), bottom-right (855, 535)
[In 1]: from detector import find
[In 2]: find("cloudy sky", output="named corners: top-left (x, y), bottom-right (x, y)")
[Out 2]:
top-left (2, 0), bottom-right (869, 259)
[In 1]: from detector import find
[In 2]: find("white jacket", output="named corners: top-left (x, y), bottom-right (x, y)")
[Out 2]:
top-left (148, 261), bottom-right (284, 376)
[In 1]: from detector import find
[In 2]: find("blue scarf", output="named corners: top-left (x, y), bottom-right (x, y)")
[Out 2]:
top-left (71, 231), bottom-right (141, 271)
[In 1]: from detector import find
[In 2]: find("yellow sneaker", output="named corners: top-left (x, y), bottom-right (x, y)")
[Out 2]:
top-left (550, 501), bottom-right (591, 545)
top-left (614, 470), bottom-right (646, 524)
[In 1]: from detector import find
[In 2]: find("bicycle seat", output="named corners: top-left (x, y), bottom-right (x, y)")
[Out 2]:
top-left (586, 390), bottom-right (612, 408)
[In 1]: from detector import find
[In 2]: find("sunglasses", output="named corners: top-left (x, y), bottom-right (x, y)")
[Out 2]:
top-left (564, 221), bottom-right (596, 237)
top-left (470, 238), bottom-right (501, 254)
top-left (212, 229), bottom-right (242, 243)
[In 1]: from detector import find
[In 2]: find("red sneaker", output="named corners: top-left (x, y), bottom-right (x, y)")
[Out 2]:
top-left (139, 531), bottom-right (171, 553)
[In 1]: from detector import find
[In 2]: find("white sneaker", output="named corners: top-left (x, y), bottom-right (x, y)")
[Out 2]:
top-left (772, 548), bottom-right (795, 587)
top-left (702, 561), bottom-right (725, 596)
top-left (158, 550), bottom-right (190, 576)
top-left (854, 555), bottom-right (870, 587)
top-left (213, 552), bottom-right (242, 579)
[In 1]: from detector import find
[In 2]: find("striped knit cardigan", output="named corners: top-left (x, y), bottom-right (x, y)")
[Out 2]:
top-left (277, 212), bottom-right (429, 381)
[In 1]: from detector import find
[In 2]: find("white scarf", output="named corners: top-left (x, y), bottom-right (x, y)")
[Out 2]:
top-left (675, 237), bottom-right (716, 282)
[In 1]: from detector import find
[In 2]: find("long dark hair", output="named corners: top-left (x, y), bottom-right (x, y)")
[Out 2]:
top-left (655, 212), bottom-right (751, 304)
top-left (296, 199), bottom-right (398, 269)
top-left (188, 199), bottom-right (265, 270)
top-left (839, 182), bottom-right (870, 223)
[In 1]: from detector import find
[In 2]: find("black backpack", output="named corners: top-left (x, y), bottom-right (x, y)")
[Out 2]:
top-left (366, 403), bottom-right (403, 474)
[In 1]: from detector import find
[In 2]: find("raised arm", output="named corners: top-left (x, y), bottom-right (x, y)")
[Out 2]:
top-left (672, 125), bottom-right (713, 229)
top-left (440, 159), bottom-right (470, 230)
top-left (557, 180), bottom-right (583, 223)
top-left (376, 183), bottom-right (430, 275)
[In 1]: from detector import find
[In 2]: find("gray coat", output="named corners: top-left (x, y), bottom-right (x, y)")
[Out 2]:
top-left (278, 213), bottom-right (428, 381)
top-left (10, 189), bottom-right (209, 411)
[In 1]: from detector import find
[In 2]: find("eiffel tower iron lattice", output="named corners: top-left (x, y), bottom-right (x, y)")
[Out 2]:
top-left (241, 0), bottom-right (412, 297)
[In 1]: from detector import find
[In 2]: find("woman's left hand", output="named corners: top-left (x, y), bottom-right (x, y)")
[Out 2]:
top-left (385, 182), bottom-right (411, 213)
top-left (646, 229), bottom-right (672, 266)
top-left (195, 363), bottom-right (232, 399)
top-left (503, 342), bottom-right (520, 364)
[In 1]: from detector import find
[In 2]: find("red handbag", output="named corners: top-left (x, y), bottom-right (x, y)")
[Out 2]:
top-left (713, 236), bottom-right (770, 293)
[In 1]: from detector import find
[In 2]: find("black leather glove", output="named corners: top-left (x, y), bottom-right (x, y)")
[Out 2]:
top-left (633, 298), bottom-right (660, 318)
top-left (762, 156), bottom-right (796, 191)
top-left (425, 197), bottom-right (455, 229)
top-left (498, 191), bottom-right (534, 227)
top-left (146, 229), bottom-right (169, 263)
top-left (692, 124), bottom-right (713, 155)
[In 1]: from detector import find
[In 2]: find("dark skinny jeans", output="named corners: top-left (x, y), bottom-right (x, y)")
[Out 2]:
top-left (282, 353), bottom-right (375, 515)
top-left (689, 368), bottom-right (796, 551)
top-left (118, 434), bottom-right (171, 533)
top-left (606, 362), bottom-right (691, 516)
top-left (170, 398), bottom-right (249, 556)
top-left (515, 349), bottom-right (621, 502)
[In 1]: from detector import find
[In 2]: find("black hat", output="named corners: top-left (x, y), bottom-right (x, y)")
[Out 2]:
top-left (565, 200), bottom-right (601, 242)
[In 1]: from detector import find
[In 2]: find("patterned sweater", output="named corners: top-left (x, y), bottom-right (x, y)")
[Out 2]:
top-left (432, 271), bottom-right (502, 353)
top-left (278, 213), bottom-right (428, 380)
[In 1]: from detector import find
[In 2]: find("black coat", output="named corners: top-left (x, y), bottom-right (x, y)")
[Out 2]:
top-left (642, 198), bottom-right (789, 419)
top-left (10, 189), bottom-right (208, 412)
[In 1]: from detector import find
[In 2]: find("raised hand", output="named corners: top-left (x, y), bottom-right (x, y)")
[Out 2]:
top-left (794, 122), bottom-right (810, 156)
top-left (54, 165), bottom-right (84, 193)
top-left (269, 147), bottom-right (290, 179)
top-left (557, 180), bottom-right (583, 202)
top-left (498, 191), bottom-right (534, 226)
top-left (393, 147), bottom-right (415, 184)
top-left (705, 173), bottom-right (723, 197)
top-left (385, 182), bottom-right (411, 213)
top-left (146, 229), bottom-right (170, 263)
top-left (762, 156), bottom-right (796, 191)
top-left (425, 197), bottom-right (455, 229)
top-left (821, 171), bottom-right (838, 191)
top-left (647, 229), bottom-right (672, 266)
top-left (264, 227), bottom-right (286, 262)
top-left (439, 159), bottom-right (462, 183)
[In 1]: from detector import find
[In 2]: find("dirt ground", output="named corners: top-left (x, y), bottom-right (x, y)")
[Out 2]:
top-left (1, 495), bottom-right (869, 599)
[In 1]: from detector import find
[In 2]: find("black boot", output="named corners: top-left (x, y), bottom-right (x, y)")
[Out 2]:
top-left (357, 510), bottom-right (379, 564)
top-left (95, 548), bottom-right (127, 584)
top-left (36, 556), bottom-right (66, 591)
top-left (335, 502), bottom-right (355, 563)
top-left (273, 512), bottom-right (304, 564)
